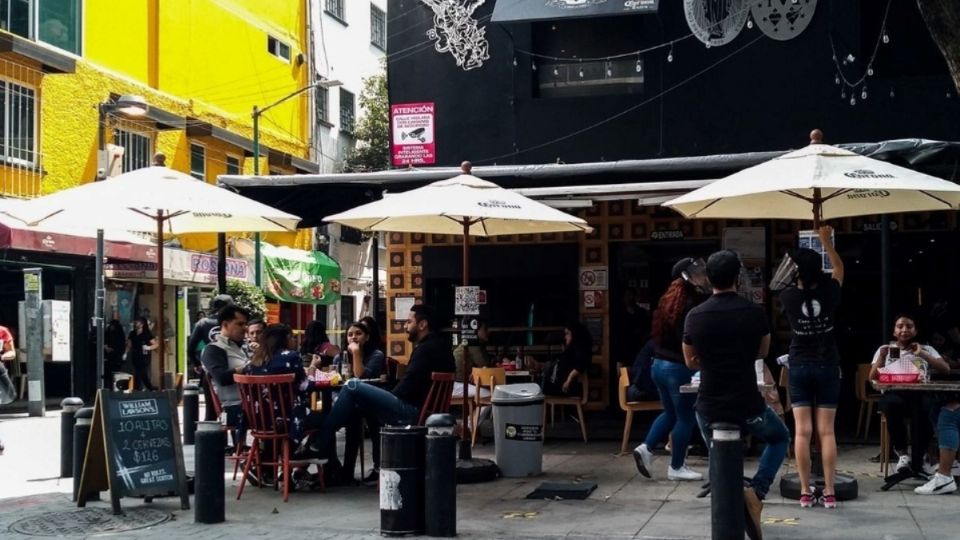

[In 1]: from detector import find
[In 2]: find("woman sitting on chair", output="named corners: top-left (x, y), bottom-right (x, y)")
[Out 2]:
top-left (542, 321), bottom-right (592, 397)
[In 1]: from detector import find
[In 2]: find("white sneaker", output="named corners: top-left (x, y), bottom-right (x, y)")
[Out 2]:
top-left (668, 465), bottom-right (703, 481)
top-left (914, 473), bottom-right (957, 495)
top-left (895, 454), bottom-right (911, 473)
top-left (633, 443), bottom-right (654, 479)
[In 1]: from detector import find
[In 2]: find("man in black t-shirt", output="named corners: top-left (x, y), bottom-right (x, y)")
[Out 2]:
top-left (683, 250), bottom-right (789, 540)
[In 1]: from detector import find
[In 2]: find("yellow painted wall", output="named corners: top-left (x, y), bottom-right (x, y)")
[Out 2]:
top-left (34, 0), bottom-right (310, 248)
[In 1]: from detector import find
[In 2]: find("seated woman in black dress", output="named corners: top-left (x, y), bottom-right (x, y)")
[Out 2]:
top-left (542, 321), bottom-right (593, 397)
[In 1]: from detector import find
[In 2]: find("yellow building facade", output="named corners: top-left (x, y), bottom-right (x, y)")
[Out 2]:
top-left (0, 0), bottom-right (315, 250)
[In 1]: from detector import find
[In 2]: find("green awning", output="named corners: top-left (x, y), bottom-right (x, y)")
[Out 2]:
top-left (262, 243), bottom-right (341, 305)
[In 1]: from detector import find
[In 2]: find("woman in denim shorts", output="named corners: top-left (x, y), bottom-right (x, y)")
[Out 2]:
top-left (778, 226), bottom-right (844, 508)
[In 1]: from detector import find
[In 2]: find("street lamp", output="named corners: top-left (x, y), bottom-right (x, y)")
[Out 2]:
top-left (93, 94), bottom-right (149, 389)
top-left (250, 78), bottom-right (341, 287)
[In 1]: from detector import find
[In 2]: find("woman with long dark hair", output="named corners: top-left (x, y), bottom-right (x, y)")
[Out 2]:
top-left (126, 316), bottom-right (158, 391)
top-left (542, 320), bottom-right (592, 397)
top-left (633, 257), bottom-right (710, 481)
top-left (778, 226), bottom-right (843, 508)
top-left (301, 320), bottom-right (340, 369)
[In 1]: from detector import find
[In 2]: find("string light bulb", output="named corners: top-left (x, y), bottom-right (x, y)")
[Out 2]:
top-left (578, 66), bottom-right (584, 78)
top-left (861, 85), bottom-right (868, 100)
top-left (850, 95), bottom-right (857, 106)
top-left (746, 18), bottom-right (753, 29)
top-left (889, 87), bottom-right (895, 98)
top-left (882, 31), bottom-right (890, 44)
top-left (867, 66), bottom-right (874, 76)
top-left (834, 74), bottom-right (840, 85)
top-left (512, 57), bottom-right (517, 67)
top-left (667, 47), bottom-right (674, 63)
top-left (606, 65), bottom-right (612, 77)
top-left (635, 58), bottom-right (642, 73)
top-left (841, 88), bottom-right (846, 99)
top-left (553, 66), bottom-right (559, 76)
top-left (531, 60), bottom-right (537, 71)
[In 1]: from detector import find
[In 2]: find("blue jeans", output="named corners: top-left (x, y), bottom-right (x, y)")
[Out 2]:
top-left (937, 406), bottom-right (960, 451)
top-left (644, 359), bottom-right (697, 469)
top-left (697, 406), bottom-right (790, 500)
top-left (311, 379), bottom-right (419, 452)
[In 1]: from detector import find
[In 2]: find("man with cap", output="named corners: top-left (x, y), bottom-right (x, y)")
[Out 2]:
top-left (188, 294), bottom-right (233, 421)
top-left (683, 250), bottom-right (789, 540)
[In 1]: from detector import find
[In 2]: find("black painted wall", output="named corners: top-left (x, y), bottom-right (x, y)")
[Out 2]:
top-left (388, 0), bottom-right (959, 167)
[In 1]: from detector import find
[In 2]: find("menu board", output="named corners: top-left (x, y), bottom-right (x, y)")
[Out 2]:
top-left (78, 390), bottom-right (189, 514)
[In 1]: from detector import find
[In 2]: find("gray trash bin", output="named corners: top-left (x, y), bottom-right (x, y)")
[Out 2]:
top-left (492, 383), bottom-right (544, 477)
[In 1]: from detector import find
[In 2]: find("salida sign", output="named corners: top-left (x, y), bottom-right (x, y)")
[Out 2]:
top-left (391, 102), bottom-right (435, 166)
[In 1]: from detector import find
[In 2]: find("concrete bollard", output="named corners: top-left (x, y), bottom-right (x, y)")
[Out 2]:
top-left (60, 397), bottom-right (84, 478)
top-left (194, 421), bottom-right (226, 524)
top-left (182, 384), bottom-right (200, 445)
top-left (425, 414), bottom-right (457, 537)
top-left (73, 407), bottom-right (98, 502)
top-left (709, 422), bottom-right (744, 540)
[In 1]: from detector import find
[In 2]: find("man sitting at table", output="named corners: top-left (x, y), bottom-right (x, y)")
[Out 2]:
top-left (298, 304), bottom-right (455, 459)
top-left (683, 250), bottom-right (790, 540)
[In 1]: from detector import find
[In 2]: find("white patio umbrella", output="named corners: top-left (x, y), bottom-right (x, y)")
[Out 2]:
top-left (2, 166), bottom-right (301, 388)
top-left (664, 130), bottom-right (960, 227)
top-left (325, 162), bottom-right (592, 461)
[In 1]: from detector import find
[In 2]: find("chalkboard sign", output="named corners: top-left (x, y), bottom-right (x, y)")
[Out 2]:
top-left (78, 390), bottom-right (189, 514)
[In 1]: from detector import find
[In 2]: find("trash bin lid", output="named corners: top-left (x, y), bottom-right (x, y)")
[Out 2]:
top-left (492, 383), bottom-right (543, 404)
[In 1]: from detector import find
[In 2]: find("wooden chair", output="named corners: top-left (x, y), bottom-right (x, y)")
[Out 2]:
top-left (235, 373), bottom-right (325, 502)
top-left (418, 372), bottom-right (455, 425)
top-left (470, 367), bottom-right (506, 447)
top-left (204, 372), bottom-right (244, 480)
top-left (855, 364), bottom-right (880, 439)
top-left (617, 367), bottom-right (663, 455)
top-left (544, 374), bottom-right (589, 443)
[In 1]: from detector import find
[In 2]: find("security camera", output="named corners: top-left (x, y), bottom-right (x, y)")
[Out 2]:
top-left (97, 168), bottom-right (106, 179)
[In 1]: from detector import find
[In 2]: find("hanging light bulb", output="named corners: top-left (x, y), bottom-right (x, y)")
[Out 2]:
top-left (882, 31), bottom-right (890, 44)
top-left (531, 60), bottom-right (537, 71)
top-left (606, 65), bottom-right (613, 77)
top-left (867, 66), bottom-right (874, 76)
top-left (841, 88), bottom-right (846, 99)
top-left (553, 66), bottom-right (559, 76)
top-left (861, 85), bottom-right (868, 100)
top-left (667, 47), bottom-right (674, 63)
top-left (846, 53), bottom-right (856, 63)
top-left (578, 66), bottom-right (584, 78)
top-left (513, 57), bottom-right (518, 67)
top-left (834, 74), bottom-right (841, 85)
top-left (705, 42), bottom-right (712, 49)
top-left (889, 87), bottom-right (895, 98)
top-left (635, 58), bottom-right (643, 73)
top-left (746, 18), bottom-right (753, 29)
top-left (850, 95), bottom-right (857, 106)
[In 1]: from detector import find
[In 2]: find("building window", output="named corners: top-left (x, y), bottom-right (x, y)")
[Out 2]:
top-left (189, 143), bottom-right (205, 180)
top-left (325, 0), bottom-right (345, 23)
top-left (315, 85), bottom-right (329, 125)
top-left (226, 155), bottom-right (241, 175)
top-left (113, 128), bottom-right (151, 173)
top-left (267, 35), bottom-right (291, 62)
top-left (0, 79), bottom-right (36, 166)
top-left (339, 88), bottom-right (355, 134)
top-left (0, 0), bottom-right (32, 41)
top-left (38, 0), bottom-right (81, 55)
top-left (370, 4), bottom-right (386, 50)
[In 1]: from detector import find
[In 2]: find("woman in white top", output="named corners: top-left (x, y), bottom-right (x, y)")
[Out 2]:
top-left (870, 314), bottom-right (950, 474)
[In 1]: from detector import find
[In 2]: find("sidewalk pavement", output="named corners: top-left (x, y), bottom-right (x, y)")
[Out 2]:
top-left (1, 411), bottom-right (957, 539)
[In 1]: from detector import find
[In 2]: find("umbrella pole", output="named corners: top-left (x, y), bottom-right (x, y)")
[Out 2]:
top-left (460, 219), bottom-right (472, 460)
top-left (156, 211), bottom-right (165, 391)
top-left (812, 188), bottom-right (822, 229)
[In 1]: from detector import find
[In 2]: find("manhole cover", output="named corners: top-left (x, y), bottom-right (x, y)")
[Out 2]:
top-left (9, 507), bottom-right (170, 536)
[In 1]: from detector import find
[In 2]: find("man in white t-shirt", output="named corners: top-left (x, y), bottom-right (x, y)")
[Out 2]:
top-left (869, 315), bottom-right (951, 474)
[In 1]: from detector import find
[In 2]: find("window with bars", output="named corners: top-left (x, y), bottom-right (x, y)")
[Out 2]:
top-left (339, 88), bottom-right (355, 134)
top-left (370, 4), bottom-right (386, 50)
top-left (113, 128), bottom-right (152, 173)
top-left (0, 79), bottom-right (36, 166)
top-left (315, 85), bottom-right (329, 125)
top-left (189, 143), bottom-right (205, 180)
top-left (226, 155), bottom-right (241, 175)
top-left (325, 0), bottom-right (344, 23)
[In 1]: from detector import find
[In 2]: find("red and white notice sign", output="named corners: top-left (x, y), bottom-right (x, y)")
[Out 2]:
top-left (391, 102), bottom-right (435, 166)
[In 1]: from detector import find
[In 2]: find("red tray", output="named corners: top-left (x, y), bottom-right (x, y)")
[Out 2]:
top-left (878, 372), bottom-right (920, 384)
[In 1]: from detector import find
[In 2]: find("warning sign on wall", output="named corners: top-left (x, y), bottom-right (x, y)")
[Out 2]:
top-left (391, 102), bottom-right (436, 166)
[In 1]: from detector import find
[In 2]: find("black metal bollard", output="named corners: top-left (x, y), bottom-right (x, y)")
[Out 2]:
top-left (73, 407), bottom-right (98, 502)
top-left (425, 414), bottom-right (457, 537)
top-left (182, 383), bottom-right (200, 445)
top-left (195, 421), bottom-right (226, 524)
top-left (60, 397), bottom-right (83, 478)
top-left (709, 422), bottom-right (744, 540)
top-left (380, 425), bottom-right (427, 536)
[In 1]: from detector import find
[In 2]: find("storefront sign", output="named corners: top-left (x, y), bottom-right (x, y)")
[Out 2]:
top-left (104, 250), bottom-right (252, 285)
top-left (578, 266), bottom-right (608, 291)
top-left (391, 102), bottom-right (436, 166)
top-left (582, 290), bottom-right (604, 310)
top-left (722, 227), bottom-right (766, 260)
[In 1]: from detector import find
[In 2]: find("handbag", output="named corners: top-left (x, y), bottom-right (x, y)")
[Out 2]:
top-left (0, 362), bottom-right (15, 405)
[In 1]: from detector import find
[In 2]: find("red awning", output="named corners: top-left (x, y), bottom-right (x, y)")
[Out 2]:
top-left (0, 222), bottom-right (157, 262)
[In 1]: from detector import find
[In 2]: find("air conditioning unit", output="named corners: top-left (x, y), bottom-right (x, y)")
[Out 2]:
top-left (97, 143), bottom-right (125, 179)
